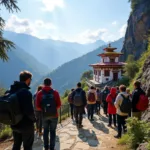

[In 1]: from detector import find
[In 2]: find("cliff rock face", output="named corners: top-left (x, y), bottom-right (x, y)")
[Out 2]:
top-left (137, 56), bottom-right (150, 122)
top-left (120, 0), bottom-right (150, 61)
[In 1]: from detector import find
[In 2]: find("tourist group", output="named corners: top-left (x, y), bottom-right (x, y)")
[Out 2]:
top-left (0, 70), bottom-right (149, 150)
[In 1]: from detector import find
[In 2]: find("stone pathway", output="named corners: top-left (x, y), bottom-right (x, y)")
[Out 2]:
top-left (4, 112), bottom-right (123, 150)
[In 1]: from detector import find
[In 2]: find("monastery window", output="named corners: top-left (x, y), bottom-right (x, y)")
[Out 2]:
top-left (110, 58), bottom-right (115, 63)
top-left (99, 71), bottom-right (101, 76)
top-left (104, 70), bottom-right (110, 76)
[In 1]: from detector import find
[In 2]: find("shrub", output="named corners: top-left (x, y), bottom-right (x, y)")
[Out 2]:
top-left (0, 125), bottom-right (12, 141)
top-left (116, 76), bottom-right (130, 87)
top-left (119, 117), bottom-right (150, 149)
top-left (147, 141), bottom-right (150, 150)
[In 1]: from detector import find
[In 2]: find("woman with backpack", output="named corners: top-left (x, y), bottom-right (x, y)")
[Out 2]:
top-left (87, 86), bottom-right (97, 121)
top-left (106, 87), bottom-right (117, 127)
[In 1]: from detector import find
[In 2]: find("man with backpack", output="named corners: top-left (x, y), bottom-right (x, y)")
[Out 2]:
top-left (68, 88), bottom-right (75, 120)
top-left (87, 86), bottom-right (97, 121)
top-left (4, 71), bottom-right (36, 150)
top-left (101, 86), bottom-right (110, 117)
top-left (36, 78), bottom-right (61, 150)
top-left (114, 85), bottom-right (131, 138)
top-left (72, 82), bottom-right (87, 128)
top-left (132, 81), bottom-right (149, 120)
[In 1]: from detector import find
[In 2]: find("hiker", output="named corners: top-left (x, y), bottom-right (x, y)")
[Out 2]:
top-left (72, 82), bottom-right (87, 128)
top-left (96, 88), bottom-right (102, 115)
top-left (10, 71), bottom-right (36, 150)
top-left (114, 85), bottom-right (131, 138)
top-left (101, 86), bottom-right (110, 117)
top-left (68, 88), bottom-right (75, 120)
top-left (126, 88), bottom-right (132, 117)
top-left (33, 85), bottom-right (43, 136)
top-left (36, 78), bottom-right (61, 150)
top-left (106, 87), bottom-right (117, 127)
top-left (87, 86), bottom-right (97, 121)
top-left (132, 81), bottom-right (149, 120)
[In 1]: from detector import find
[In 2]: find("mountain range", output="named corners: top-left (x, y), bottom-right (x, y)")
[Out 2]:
top-left (4, 31), bottom-right (106, 70)
top-left (0, 31), bottom-right (106, 88)
top-left (33, 38), bottom-right (124, 94)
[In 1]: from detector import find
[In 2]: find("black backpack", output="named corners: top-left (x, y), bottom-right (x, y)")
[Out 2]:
top-left (41, 89), bottom-right (57, 118)
top-left (0, 92), bottom-right (23, 125)
top-left (120, 94), bottom-right (132, 113)
top-left (73, 90), bottom-right (83, 106)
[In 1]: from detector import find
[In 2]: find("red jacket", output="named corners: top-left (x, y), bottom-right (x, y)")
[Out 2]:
top-left (36, 86), bottom-right (61, 117)
top-left (106, 87), bottom-right (117, 114)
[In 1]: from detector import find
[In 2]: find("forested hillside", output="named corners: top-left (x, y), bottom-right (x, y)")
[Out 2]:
top-left (0, 46), bottom-right (49, 88)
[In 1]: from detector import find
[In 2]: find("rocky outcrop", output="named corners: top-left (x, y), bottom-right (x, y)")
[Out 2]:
top-left (120, 0), bottom-right (150, 61)
top-left (137, 56), bottom-right (150, 122)
top-left (137, 143), bottom-right (148, 150)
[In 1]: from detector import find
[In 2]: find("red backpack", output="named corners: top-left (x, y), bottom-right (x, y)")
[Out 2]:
top-left (136, 94), bottom-right (149, 111)
top-left (88, 92), bottom-right (96, 102)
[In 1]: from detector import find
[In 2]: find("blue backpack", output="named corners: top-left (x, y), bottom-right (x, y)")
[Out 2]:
top-left (41, 90), bottom-right (57, 118)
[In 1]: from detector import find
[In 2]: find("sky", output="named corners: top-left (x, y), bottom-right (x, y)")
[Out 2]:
top-left (1, 0), bottom-right (131, 44)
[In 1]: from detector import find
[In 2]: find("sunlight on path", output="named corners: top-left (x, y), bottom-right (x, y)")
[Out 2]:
top-left (5, 111), bottom-right (122, 150)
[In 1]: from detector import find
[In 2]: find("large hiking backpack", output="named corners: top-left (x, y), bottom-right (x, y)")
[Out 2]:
top-left (136, 94), bottom-right (149, 111)
top-left (73, 90), bottom-right (83, 106)
top-left (0, 92), bottom-right (23, 125)
top-left (88, 92), bottom-right (96, 102)
top-left (41, 89), bottom-right (57, 118)
top-left (120, 94), bottom-right (132, 113)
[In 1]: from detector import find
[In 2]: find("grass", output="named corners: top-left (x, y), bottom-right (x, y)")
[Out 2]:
top-left (118, 134), bottom-right (130, 145)
top-left (0, 126), bottom-right (12, 141)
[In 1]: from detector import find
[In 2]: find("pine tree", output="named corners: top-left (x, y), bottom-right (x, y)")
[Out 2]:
top-left (0, 0), bottom-right (20, 61)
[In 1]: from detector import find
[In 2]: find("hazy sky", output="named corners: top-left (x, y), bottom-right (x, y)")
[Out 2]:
top-left (2, 0), bottom-right (131, 43)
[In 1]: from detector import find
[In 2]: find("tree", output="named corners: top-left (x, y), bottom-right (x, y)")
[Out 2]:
top-left (0, 0), bottom-right (20, 61)
top-left (124, 55), bottom-right (139, 79)
top-left (81, 70), bottom-right (93, 81)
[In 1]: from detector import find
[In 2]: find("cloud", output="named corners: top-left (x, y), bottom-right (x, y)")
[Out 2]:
top-left (112, 21), bottom-right (117, 26)
top-left (41, 0), bottom-right (65, 12)
top-left (5, 15), bottom-right (56, 38)
top-left (76, 29), bottom-right (108, 44)
top-left (119, 24), bottom-right (127, 37)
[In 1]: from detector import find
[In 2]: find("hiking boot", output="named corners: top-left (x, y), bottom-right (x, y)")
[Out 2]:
top-left (90, 118), bottom-right (94, 122)
top-left (114, 135), bottom-right (121, 139)
top-left (107, 124), bottom-right (112, 127)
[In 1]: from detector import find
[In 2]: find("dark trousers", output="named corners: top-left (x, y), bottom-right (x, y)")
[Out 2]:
top-left (109, 114), bottom-right (116, 126)
top-left (70, 104), bottom-right (74, 119)
top-left (96, 102), bottom-right (101, 113)
top-left (12, 130), bottom-right (34, 150)
top-left (117, 115), bottom-right (128, 137)
top-left (103, 102), bottom-right (108, 115)
top-left (74, 106), bottom-right (84, 125)
top-left (43, 118), bottom-right (58, 150)
top-left (87, 104), bottom-right (95, 120)
top-left (35, 111), bottom-right (42, 133)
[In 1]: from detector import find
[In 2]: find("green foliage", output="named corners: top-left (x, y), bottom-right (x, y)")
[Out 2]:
top-left (0, 125), bottom-right (12, 141)
top-left (118, 134), bottom-right (130, 145)
top-left (116, 76), bottom-right (130, 87)
top-left (124, 55), bottom-right (139, 79)
top-left (119, 117), bottom-right (150, 149)
top-left (0, 88), bottom-right (5, 96)
top-left (147, 141), bottom-right (150, 150)
top-left (0, 0), bottom-right (20, 61)
top-left (128, 0), bottom-right (143, 11)
top-left (81, 70), bottom-right (93, 81)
